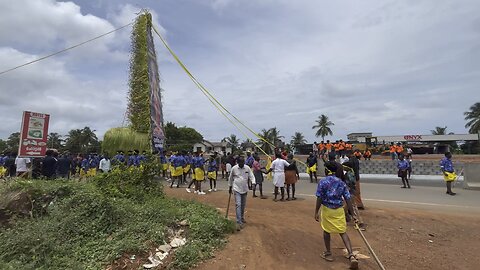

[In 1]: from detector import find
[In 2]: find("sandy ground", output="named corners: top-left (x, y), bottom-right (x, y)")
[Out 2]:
top-left (165, 187), bottom-right (480, 270)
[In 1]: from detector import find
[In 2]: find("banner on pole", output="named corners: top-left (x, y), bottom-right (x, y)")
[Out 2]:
top-left (18, 111), bottom-right (50, 157)
top-left (146, 20), bottom-right (165, 153)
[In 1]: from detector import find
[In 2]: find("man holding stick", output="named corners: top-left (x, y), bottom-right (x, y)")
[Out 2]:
top-left (228, 156), bottom-right (255, 231)
top-left (315, 161), bottom-right (358, 269)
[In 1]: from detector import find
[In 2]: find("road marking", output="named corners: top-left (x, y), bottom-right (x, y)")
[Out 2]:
top-left (296, 193), bottom-right (478, 209)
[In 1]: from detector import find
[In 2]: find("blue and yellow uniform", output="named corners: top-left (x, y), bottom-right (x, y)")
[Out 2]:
top-left (193, 156), bottom-right (205, 181)
top-left (207, 159), bottom-right (217, 179)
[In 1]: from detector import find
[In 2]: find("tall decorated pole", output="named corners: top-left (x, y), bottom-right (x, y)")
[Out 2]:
top-left (102, 11), bottom-right (164, 155)
top-left (145, 13), bottom-right (165, 153)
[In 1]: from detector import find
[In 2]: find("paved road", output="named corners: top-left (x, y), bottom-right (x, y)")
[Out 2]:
top-left (177, 175), bottom-right (480, 215)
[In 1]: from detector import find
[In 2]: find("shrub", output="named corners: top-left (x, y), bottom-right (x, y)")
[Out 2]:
top-left (93, 160), bottom-right (163, 201)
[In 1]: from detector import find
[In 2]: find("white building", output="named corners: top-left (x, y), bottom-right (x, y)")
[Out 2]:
top-left (193, 140), bottom-right (232, 155)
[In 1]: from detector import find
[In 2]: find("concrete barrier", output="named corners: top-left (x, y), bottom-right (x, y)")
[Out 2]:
top-left (261, 158), bottom-right (468, 177)
top-left (359, 160), bottom-right (465, 176)
top-left (464, 163), bottom-right (480, 190)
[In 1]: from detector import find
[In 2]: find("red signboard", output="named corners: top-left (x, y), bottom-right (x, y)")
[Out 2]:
top-left (18, 111), bottom-right (50, 157)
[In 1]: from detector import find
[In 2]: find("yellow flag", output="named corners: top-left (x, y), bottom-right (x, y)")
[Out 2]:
top-left (266, 156), bottom-right (273, 181)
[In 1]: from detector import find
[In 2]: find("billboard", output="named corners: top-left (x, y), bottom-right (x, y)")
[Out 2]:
top-left (146, 21), bottom-right (165, 153)
top-left (18, 111), bottom-right (50, 157)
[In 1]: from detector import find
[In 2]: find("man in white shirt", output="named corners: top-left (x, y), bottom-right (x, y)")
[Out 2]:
top-left (228, 156), bottom-right (255, 231)
top-left (99, 155), bottom-right (111, 173)
top-left (339, 154), bottom-right (349, 165)
top-left (15, 156), bottom-right (31, 178)
top-left (266, 153), bottom-right (290, 201)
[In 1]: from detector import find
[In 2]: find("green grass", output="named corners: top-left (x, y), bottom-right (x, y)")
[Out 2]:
top-left (0, 165), bottom-right (234, 269)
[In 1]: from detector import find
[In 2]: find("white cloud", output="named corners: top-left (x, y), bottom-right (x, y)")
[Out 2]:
top-left (1, 0), bottom-right (479, 145)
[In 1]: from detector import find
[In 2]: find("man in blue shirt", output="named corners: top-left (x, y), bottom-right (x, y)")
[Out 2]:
top-left (170, 152), bottom-right (186, 188)
top-left (183, 152), bottom-right (193, 184)
top-left (314, 161), bottom-right (358, 269)
top-left (397, 154), bottom-right (411, 188)
top-left (207, 155), bottom-right (218, 192)
top-left (185, 152), bottom-right (197, 193)
top-left (440, 152), bottom-right (456, 196)
top-left (245, 151), bottom-right (254, 168)
top-left (137, 151), bottom-right (147, 164)
top-left (112, 151), bottom-right (123, 166)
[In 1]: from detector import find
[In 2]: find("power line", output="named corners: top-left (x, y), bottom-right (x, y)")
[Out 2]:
top-left (0, 22), bottom-right (133, 76)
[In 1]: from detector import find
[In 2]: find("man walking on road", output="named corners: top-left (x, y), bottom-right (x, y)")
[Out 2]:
top-left (440, 152), bottom-right (457, 196)
top-left (229, 156), bottom-right (255, 231)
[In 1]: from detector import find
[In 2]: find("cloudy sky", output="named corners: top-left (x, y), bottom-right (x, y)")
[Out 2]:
top-left (1, 0), bottom-right (479, 144)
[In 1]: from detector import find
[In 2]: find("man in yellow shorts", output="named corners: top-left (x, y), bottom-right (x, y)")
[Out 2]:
top-left (306, 152), bottom-right (318, 183)
top-left (440, 152), bottom-right (457, 196)
top-left (314, 161), bottom-right (358, 269)
top-left (194, 153), bottom-right (206, 195)
top-left (207, 155), bottom-right (218, 192)
top-left (170, 152), bottom-right (186, 188)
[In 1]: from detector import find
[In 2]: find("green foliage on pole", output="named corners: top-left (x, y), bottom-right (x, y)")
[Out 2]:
top-left (127, 13), bottom-right (151, 134)
top-left (102, 127), bottom-right (150, 155)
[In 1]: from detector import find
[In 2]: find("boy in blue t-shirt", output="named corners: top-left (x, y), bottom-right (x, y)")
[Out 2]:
top-left (207, 155), bottom-right (218, 192)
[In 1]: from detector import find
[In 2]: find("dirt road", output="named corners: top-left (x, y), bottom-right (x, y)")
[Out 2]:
top-left (165, 186), bottom-right (479, 270)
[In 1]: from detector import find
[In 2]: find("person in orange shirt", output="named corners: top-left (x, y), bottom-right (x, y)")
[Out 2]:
top-left (354, 149), bottom-right (362, 160)
top-left (318, 141), bottom-right (326, 158)
top-left (363, 150), bottom-right (371, 160)
top-left (338, 140), bottom-right (346, 156)
top-left (389, 143), bottom-right (397, 160)
top-left (334, 141), bottom-right (340, 156)
top-left (325, 140), bottom-right (333, 155)
top-left (345, 142), bottom-right (353, 155)
top-left (395, 143), bottom-right (404, 155)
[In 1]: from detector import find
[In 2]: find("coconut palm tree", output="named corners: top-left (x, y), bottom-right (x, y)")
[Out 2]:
top-left (241, 139), bottom-right (255, 151)
top-left (65, 127), bottom-right (99, 154)
top-left (269, 127), bottom-right (284, 148)
top-left (464, 102), bottom-right (480, 134)
top-left (47, 132), bottom-right (63, 150)
top-left (257, 129), bottom-right (273, 154)
top-left (256, 128), bottom-right (284, 154)
top-left (312, 114), bottom-right (334, 140)
top-left (431, 126), bottom-right (448, 135)
top-left (290, 132), bottom-right (307, 148)
top-left (222, 134), bottom-right (240, 152)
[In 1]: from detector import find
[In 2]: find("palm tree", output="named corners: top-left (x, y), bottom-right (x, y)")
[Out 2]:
top-left (47, 132), bottom-right (63, 150)
top-left (464, 102), bottom-right (480, 134)
top-left (65, 127), bottom-right (99, 154)
top-left (290, 132), bottom-right (307, 148)
top-left (256, 128), bottom-right (284, 154)
top-left (431, 126), bottom-right (448, 135)
top-left (269, 127), bottom-right (284, 148)
top-left (222, 134), bottom-right (240, 152)
top-left (241, 139), bottom-right (255, 151)
top-left (312, 114), bottom-right (334, 140)
top-left (6, 132), bottom-right (20, 153)
top-left (257, 129), bottom-right (273, 154)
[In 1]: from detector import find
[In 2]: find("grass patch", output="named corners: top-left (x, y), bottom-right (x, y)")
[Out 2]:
top-left (0, 164), bottom-right (234, 269)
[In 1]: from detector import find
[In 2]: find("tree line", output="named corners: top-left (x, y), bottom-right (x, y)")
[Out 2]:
top-left (1, 102), bottom-right (478, 155)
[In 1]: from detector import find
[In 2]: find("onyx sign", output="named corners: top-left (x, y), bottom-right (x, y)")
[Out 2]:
top-left (404, 135), bottom-right (422, 141)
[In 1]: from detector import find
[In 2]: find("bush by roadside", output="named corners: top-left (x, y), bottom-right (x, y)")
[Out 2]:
top-left (0, 163), bottom-right (234, 269)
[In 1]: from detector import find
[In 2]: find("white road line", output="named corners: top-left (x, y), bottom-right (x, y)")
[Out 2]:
top-left (296, 193), bottom-right (478, 209)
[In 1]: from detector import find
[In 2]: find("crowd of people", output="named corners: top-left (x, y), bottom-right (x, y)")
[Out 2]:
top-left (0, 143), bottom-right (461, 270)
top-left (312, 140), bottom-right (373, 161)
top-left (0, 149), bottom-right (151, 180)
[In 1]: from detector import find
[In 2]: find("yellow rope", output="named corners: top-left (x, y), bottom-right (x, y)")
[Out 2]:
top-left (150, 22), bottom-right (276, 150)
top-left (150, 23), bottom-right (272, 158)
